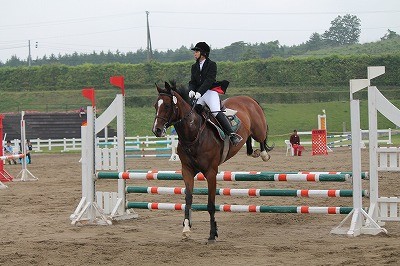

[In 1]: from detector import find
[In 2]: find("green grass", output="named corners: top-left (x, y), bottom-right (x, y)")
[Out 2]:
top-left (1, 89), bottom-right (399, 147)
top-left (125, 101), bottom-right (400, 147)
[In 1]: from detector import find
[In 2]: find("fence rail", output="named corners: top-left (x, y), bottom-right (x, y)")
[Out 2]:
top-left (3, 135), bottom-right (178, 153)
top-left (2, 129), bottom-right (397, 154)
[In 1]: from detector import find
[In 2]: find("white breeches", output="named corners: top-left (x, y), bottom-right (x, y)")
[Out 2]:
top-left (197, 90), bottom-right (221, 117)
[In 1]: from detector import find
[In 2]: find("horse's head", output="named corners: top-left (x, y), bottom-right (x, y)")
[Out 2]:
top-left (152, 81), bottom-right (187, 137)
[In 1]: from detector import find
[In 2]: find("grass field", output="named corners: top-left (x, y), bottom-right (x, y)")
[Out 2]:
top-left (1, 89), bottom-right (399, 147)
top-left (125, 101), bottom-right (400, 147)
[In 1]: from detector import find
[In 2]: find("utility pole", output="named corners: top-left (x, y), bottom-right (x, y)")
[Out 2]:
top-left (28, 40), bottom-right (32, 66)
top-left (146, 11), bottom-right (153, 61)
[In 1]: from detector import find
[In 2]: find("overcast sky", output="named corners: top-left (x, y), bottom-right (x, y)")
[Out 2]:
top-left (1, 0), bottom-right (399, 63)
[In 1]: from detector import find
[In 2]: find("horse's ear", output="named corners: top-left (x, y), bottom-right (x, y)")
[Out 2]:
top-left (155, 83), bottom-right (165, 93)
top-left (165, 81), bottom-right (171, 91)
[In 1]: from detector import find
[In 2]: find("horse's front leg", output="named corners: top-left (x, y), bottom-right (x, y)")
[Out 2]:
top-left (182, 167), bottom-right (194, 239)
top-left (206, 171), bottom-right (218, 242)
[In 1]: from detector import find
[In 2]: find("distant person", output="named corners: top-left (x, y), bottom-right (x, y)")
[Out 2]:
top-left (170, 126), bottom-right (176, 135)
top-left (79, 106), bottom-right (86, 117)
top-left (290, 130), bottom-right (304, 156)
top-left (26, 139), bottom-right (33, 164)
top-left (4, 140), bottom-right (17, 165)
top-left (18, 140), bottom-right (31, 164)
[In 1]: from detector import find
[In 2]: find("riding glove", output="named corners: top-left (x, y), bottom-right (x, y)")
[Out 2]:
top-left (189, 90), bottom-right (201, 99)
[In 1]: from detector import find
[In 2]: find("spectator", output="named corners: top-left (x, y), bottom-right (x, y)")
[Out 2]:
top-left (79, 106), bottom-right (86, 117)
top-left (290, 130), bottom-right (304, 156)
top-left (26, 139), bottom-right (33, 164)
top-left (4, 140), bottom-right (17, 165)
top-left (170, 126), bottom-right (176, 135)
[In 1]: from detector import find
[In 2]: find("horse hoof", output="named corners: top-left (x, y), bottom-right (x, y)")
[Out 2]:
top-left (182, 230), bottom-right (191, 240)
top-left (250, 149), bottom-right (261, 158)
top-left (207, 238), bottom-right (217, 244)
top-left (261, 151), bottom-right (270, 162)
top-left (182, 223), bottom-right (190, 240)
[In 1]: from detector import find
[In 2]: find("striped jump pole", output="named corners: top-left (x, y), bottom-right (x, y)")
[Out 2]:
top-left (99, 140), bottom-right (172, 146)
top-left (298, 171), bottom-right (368, 179)
top-left (126, 202), bottom-right (353, 214)
top-left (125, 147), bottom-right (171, 152)
top-left (126, 154), bottom-right (171, 158)
top-left (127, 170), bottom-right (368, 179)
top-left (327, 134), bottom-right (351, 139)
top-left (0, 153), bottom-right (25, 161)
top-left (0, 114), bottom-right (14, 183)
top-left (97, 171), bottom-right (350, 182)
top-left (126, 186), bottom-right (368, 197)
top-left (123, 137), bottom-right (176, 161)
top-left (125, 140), bottom-right (172, 145)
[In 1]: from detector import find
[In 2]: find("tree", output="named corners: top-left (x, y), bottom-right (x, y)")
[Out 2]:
top-left (6, 55), bottom-right (24, 67)
top-left (322, 14), bottom-right (361, 46)
top-left (306, 32), bottom-right (324, 50)
top-left (381, 29), bottom-right (400, 40)
top-left (224, 41), bottom-right (247, 61)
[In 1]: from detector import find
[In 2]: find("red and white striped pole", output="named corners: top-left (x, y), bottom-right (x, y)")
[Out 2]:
top-left (0, 114), bottom-right (14, 183)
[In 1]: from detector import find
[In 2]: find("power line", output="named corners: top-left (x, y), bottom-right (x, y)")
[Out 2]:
top-left (0, 12), bottom-right (144, 30)
top-left (150, 10), bottom-right (400, 15)
top-left (1, 9), bottom-right (398, 31)
top-left (0, 45), bottom-right (27, 51)
top-left (150, 25), bottom-right (400, 32)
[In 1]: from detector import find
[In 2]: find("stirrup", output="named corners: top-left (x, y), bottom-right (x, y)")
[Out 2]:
top-left (229, 133), bottom-right (243, 146)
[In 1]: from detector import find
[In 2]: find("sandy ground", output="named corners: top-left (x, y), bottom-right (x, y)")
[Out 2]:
top-left (1, 147), bottom-right (400, 266)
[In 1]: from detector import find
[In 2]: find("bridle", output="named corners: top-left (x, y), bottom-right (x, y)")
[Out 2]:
top-left (156, 91), bottom-right (196, 129)
top-left (156, 90), bottom-right (205, 146)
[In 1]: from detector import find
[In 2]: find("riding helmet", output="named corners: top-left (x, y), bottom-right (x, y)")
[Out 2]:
top-left (191, 42), bottom-right (210, 57)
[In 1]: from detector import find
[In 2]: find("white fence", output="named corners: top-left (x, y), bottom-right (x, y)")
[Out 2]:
top-left (2, 129), bottom-right (396, 154)
top-left (283, 128), bottom-right (394, 149)
top-left (3, 135), bottom-right (178, 153)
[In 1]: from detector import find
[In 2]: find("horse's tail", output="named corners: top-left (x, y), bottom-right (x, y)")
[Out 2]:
top-left (253, 99), bottom-right (274, 152)
top-left (253, 98), bottom-right (275, 152)
top-left (264, 123), bottom-right (275, 152)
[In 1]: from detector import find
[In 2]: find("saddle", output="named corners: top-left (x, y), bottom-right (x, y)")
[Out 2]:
top-left (199, 105), bottom-right (241, 141)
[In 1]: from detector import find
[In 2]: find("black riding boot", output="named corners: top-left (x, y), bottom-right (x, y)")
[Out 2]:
top-left (215, 112), bottom-right (243, 146)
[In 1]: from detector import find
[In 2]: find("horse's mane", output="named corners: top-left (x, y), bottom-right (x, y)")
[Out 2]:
top-left (168, 80), bottom-right (191, 104)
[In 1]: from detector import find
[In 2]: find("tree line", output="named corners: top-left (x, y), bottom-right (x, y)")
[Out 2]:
top-left (2, 14), bottom-right (399, 67)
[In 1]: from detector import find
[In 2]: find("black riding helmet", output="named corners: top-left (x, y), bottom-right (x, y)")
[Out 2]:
top-left (191, 42), bottom-right (210, 58)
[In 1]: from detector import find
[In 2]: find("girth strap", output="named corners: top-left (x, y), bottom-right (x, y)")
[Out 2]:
top-left (219, 137), bottom-right (230, 165)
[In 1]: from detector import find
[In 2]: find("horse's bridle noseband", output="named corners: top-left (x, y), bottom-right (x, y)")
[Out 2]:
top-left (156, 91), bottom-right (195, 129)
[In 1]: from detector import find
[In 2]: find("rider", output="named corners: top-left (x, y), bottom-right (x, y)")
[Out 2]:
top-left (188, 41), bottom-right (243, 146)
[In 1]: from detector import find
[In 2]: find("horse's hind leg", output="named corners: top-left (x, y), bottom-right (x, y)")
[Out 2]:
top-left (259, 139), bottom-right (270, 162)
top-left (247, 136), bottom-right (261, 158)
top-left (246, 137), bottom-right (254, 156)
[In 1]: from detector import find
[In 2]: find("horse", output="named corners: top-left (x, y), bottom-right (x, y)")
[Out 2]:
top-left (152, 81), bottom-right (273, 242)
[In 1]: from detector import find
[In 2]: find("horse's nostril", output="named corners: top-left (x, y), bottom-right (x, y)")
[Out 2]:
top-left (154, 128), bottom-right (162, 136)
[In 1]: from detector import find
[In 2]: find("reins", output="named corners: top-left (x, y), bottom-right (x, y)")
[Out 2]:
top-left (158, 91), bottom-right (205, 146)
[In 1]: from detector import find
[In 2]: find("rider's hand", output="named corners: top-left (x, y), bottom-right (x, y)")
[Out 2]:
top-left (189, 91), bottom-right (201, 99)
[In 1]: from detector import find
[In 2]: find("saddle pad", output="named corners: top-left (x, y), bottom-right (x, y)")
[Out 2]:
top-left (207, 114), bottom-right (241, 141)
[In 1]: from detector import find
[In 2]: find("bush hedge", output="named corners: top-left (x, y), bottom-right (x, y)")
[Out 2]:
top-left (1, 54), bottom-right (399, 94)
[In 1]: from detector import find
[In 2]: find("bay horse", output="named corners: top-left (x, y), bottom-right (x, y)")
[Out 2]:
top-left (152, 81), bottom-right (273, 242)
